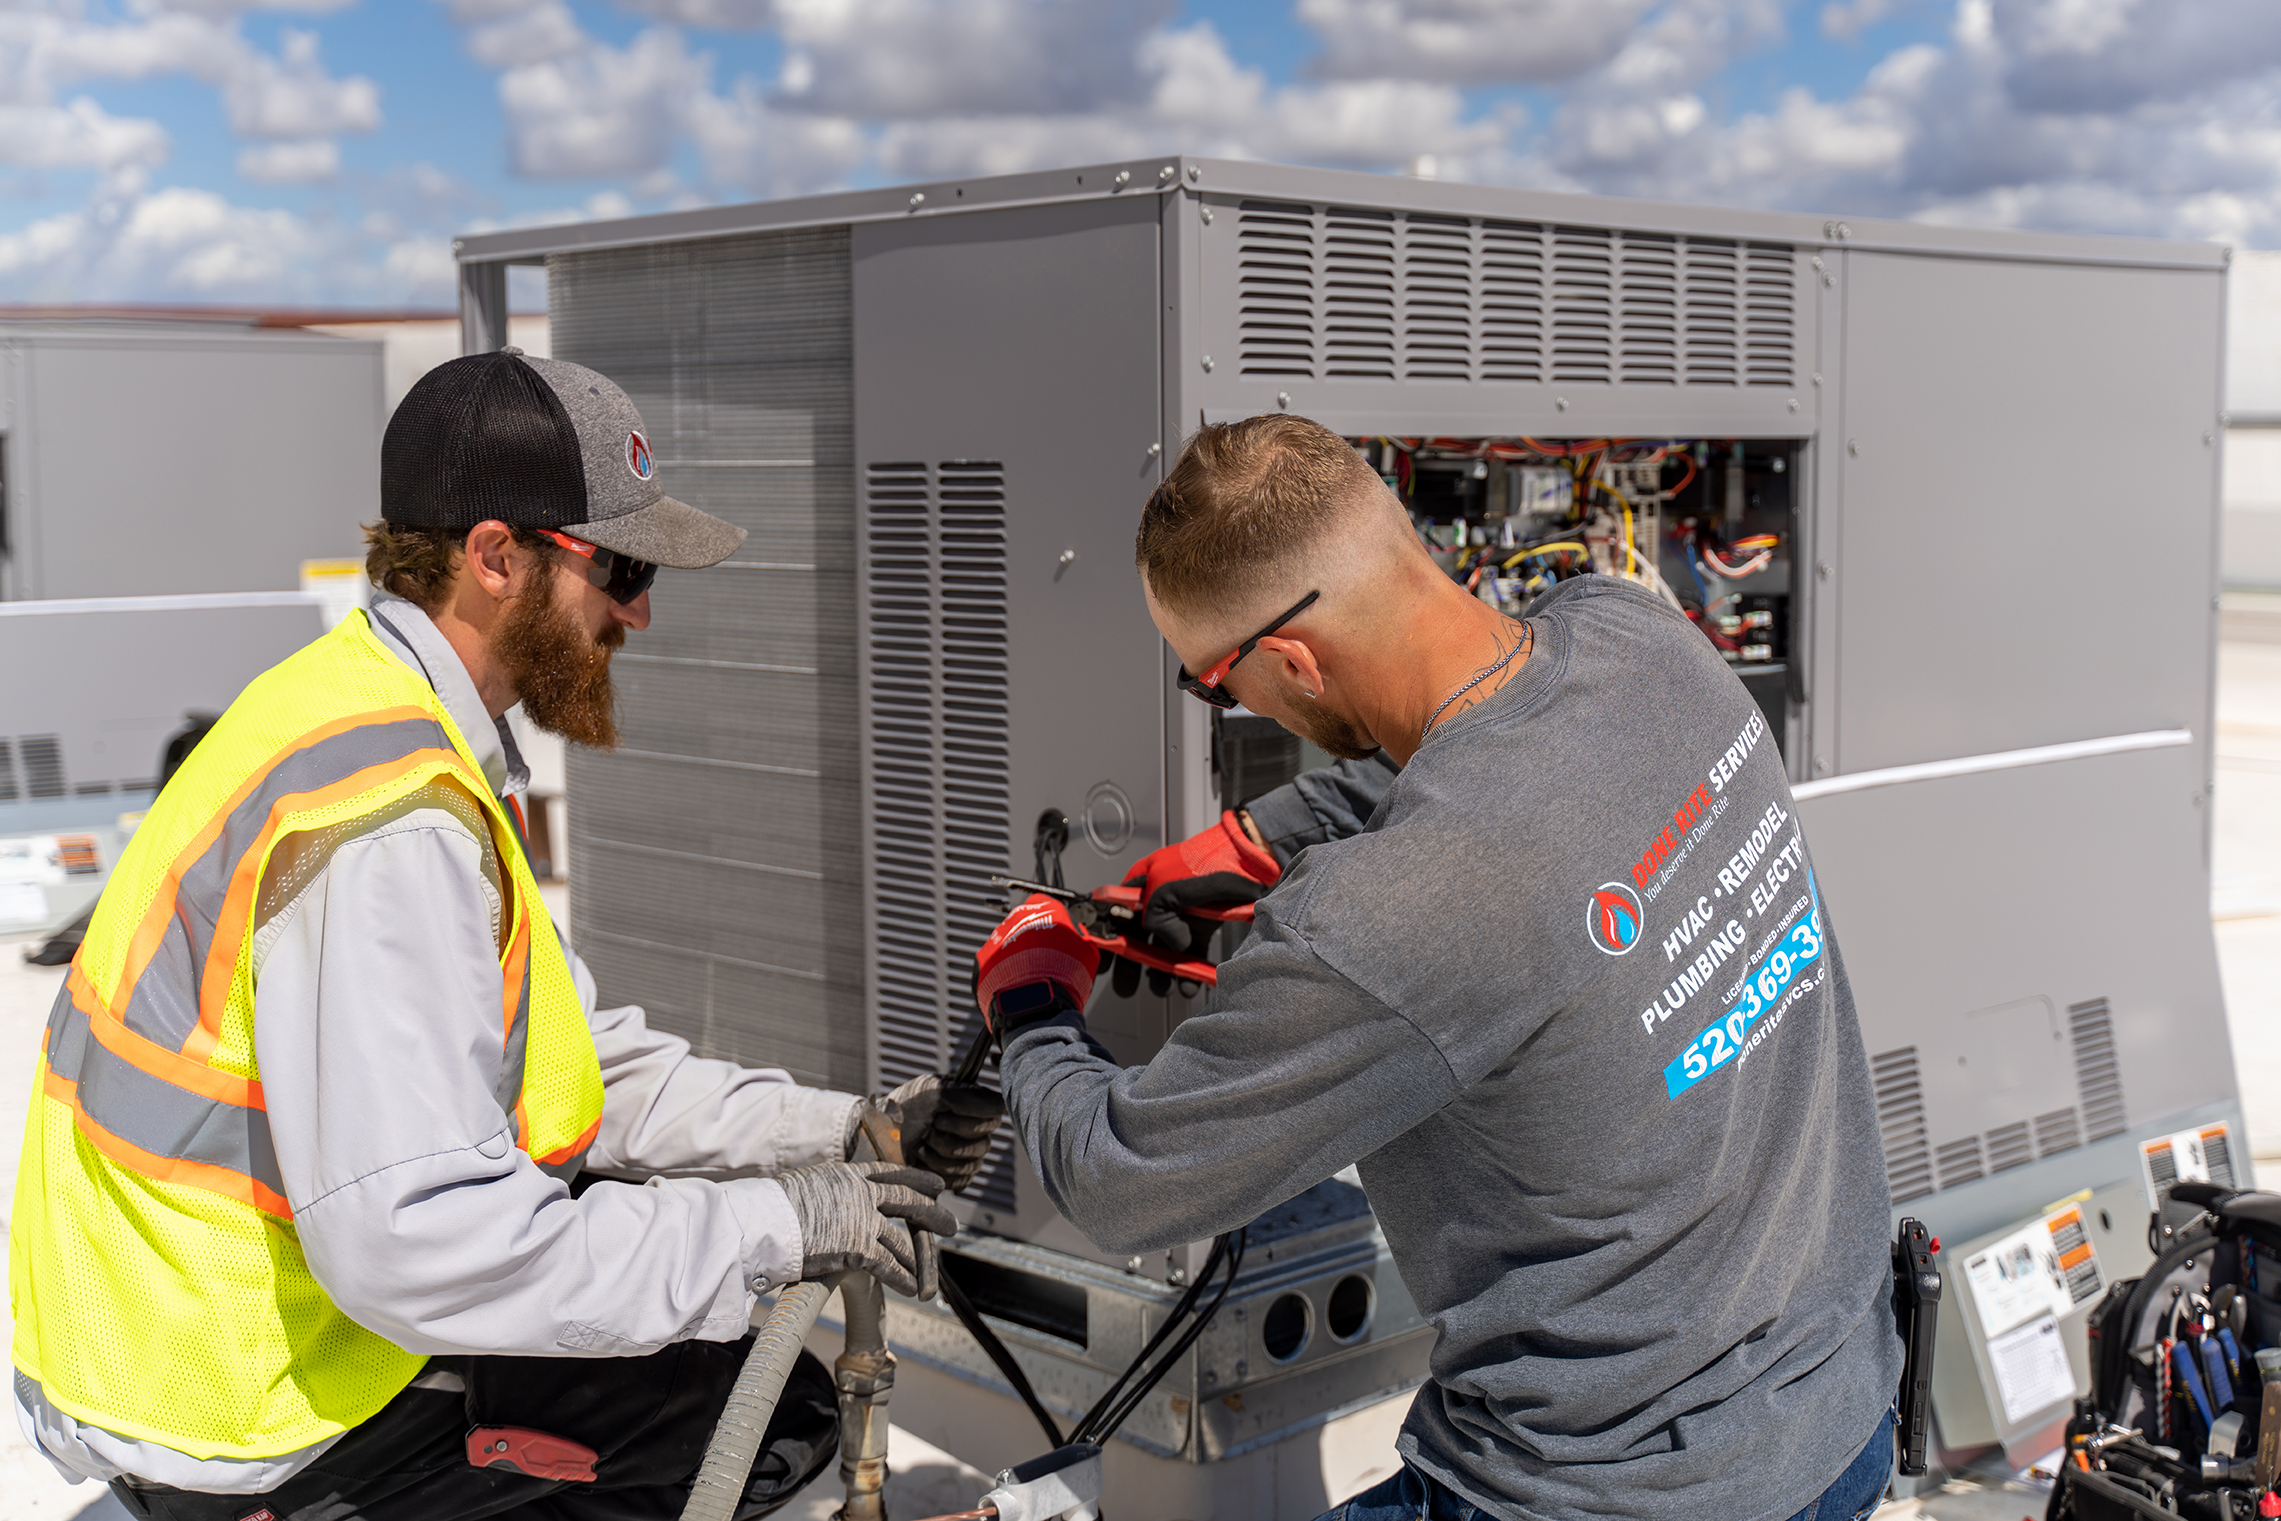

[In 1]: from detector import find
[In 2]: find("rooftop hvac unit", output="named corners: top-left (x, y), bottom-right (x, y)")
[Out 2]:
top-left (460, 159), bottom-right (2236, 1478)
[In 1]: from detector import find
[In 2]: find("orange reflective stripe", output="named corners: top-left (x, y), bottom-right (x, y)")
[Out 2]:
top-left (184, 748), bottom-right (464, 1063)
top-left (535, 1115), bottom-right (601, 1168)
top-left (500, 916), bottom-right (530, 1049)
top-left (39, 1065), bottom-right (292, 1219)
top-left (107, 706), bottom-right (438, 1019)
top-left (67, 966), bottom-right (264, 1110)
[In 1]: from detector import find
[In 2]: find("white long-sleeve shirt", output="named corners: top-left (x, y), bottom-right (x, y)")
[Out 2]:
top-left (17, 595), bottom-right (859, 1492)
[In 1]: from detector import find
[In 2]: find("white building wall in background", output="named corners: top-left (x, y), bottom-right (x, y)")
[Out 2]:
top-left (2226, 251), bottom-right (2281, 587)
top-left (307, 312), bottom-right (550, 417)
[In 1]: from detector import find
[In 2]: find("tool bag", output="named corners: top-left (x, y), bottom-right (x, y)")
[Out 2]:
top-left (2081, 1183), bottom-right (2281, 1458)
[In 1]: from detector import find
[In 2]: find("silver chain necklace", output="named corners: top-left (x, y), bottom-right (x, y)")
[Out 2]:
top-left (1421, 625), bottom-right (1531, 741)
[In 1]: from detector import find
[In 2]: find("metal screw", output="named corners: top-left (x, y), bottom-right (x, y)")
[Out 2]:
top-left (1058, 549), bottom-right (1077, 566)
top-left (1835, 222), bottom-right (1851, 239)
top-left (1202, 355), bottom-right (1214, 373)
top-left (1236, 1360), bottom-right (1248, 1376)
top-left (1200, 206), bottom-right (1213, 225)
top-left (1846, 439), bottom-right (1858, 456)
top-left (1127, 1256), bottom-right (1144, 1273)
top-left (1114, 169), bottom-right (1131, 188)
top-left (1815, 756), bottom-right (1829, 775)
top-left (1817, 561), bottom-right (1831, 580)
top-left (2204, 432), bottom-right (2215, 445)
top-left (1277, 391), bottom-right (1290, 408)
top-left (1811, 372), bottom-right (1822, 386)
top-left (908, 192), bottom-right (925, 208)
top-left (1187, 164), bottom-right (1201, 181)
top-left (1787, 398), bottom-right (1800, 412)
top-left (1810, 255), bottom-right (1824, 272)
top-left (452, 238), bottom-right (465, 251)
top-left (1823, 272), bottom-right (1835, 287)
top-left (1147, 441), bottom-right (1161, 456)
top-left (1159, 165), bottom-right (1176, 183)
top-left (1555, 396), bottom-right (1569, 410)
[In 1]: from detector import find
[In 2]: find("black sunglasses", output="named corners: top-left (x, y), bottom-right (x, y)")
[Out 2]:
top-left (1175, 590), bottom-right (1322, 709)
top-left (537, 529), bottom-right (660, 607)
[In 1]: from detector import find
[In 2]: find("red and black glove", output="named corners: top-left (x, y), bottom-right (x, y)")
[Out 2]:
top-left (1121, 810), bottom-right (1282, 959)
top-left (973, 894), bottom-right (1097, 1046)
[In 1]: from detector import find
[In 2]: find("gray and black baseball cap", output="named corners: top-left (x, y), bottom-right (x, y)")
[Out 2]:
top-left (380, 347), bottom-right (745, 569)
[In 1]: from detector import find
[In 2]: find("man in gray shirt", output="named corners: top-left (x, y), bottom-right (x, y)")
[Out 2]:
top-left (973, 415), bottom-right (1902, 1521)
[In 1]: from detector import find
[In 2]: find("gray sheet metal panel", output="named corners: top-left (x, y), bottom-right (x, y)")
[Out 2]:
top-left (1798, 743), bottom-right (2231, 1220)
top-left (1831, 252), bottom-right (2225, 777)
top-left (549, 227), bottom-right (865, 1091)
top-left (459, 156), bottom-right (2224, 276)
top-left (3, 329), bottom-right (379, 601)
top-left (853, 195), bottom-right (1169, 1239)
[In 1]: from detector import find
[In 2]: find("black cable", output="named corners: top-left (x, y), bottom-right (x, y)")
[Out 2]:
top-left (1068, 1235), bottom-right (1227, 1444)
top-left (1090, 1229), bottom-right (1246, 1443)
top-left (1082, 1228), bottom-right (1248, 1446)
top-left (937, 1267), bottom-right (1066, 1450)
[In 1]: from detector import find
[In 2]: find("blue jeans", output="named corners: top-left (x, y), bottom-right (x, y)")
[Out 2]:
top-left (1313, 1411), bottom-right (1895, 1521)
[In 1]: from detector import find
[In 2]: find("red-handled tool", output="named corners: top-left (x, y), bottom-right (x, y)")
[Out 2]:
top-left (987, 875), bottom-right (1251, 988)
top-left (466, 1426), bottom-right (600, 1483)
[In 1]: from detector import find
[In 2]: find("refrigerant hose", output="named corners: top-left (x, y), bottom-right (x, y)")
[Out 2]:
top-left (677, 1279), bottom-right (834, 1521)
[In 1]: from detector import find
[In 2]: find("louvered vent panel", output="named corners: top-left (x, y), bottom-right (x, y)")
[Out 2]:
top-left (1401, 214), bottom-right (1475, 380)
top-left (2035, 1108), bottom-right (2083, 1158)
top-left (2069, 997), bottom-right (2128, 1140)
top-left (1325, 206), bottom-right (1396, 379)
top-left (1235, 200), bottom-right (1316, 378)
top-left (864, 461), bottom-right (1018, 1215)
top-left (1480, 222), bottom-right (1545, 382)
top-left (1871, 1046), bottom-right (1933, 1204)
top-left (1936, 1135), bottom-right (1985, 1191)
top-left (1683, 241), bottom-right (1741, 385)
top-left (1550, 226), bottom-right (1615, 384)
top-left (0, 740), bottom-right (18, 803)
top-left (1986, 1121), bottom-right (2034, 1173)
top-left (1618, 233), bottom-right (1677, 385)
top-left (17, 735), bottom-right (64, 798)
top-left (1216, 202), bottom-right (1799, 392)
top-left (1744, 244), bottom-right (1798, 386)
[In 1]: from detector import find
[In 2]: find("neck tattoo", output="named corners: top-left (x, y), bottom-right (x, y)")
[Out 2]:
top-left (1421, 624), bottom-right (1532, 742)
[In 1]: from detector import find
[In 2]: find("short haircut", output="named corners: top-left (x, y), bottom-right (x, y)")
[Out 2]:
top-left (1136, 415), bottom-right (1382, 618)
top-left (363, 520), bottom-right (552, 613)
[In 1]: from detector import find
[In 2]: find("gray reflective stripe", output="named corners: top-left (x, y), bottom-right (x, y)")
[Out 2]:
top-left (118, 717), bottom-right (455, 1052)
top-left (494, 964), bottom-right (531, 1119)
top-left (43, 994), bottom-right (286, 1207)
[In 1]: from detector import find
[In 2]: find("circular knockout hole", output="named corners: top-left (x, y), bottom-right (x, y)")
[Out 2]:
top-left (1262, 1292), bottom-right (1311, 1362)
top-left (1327, 1275), bottom-right (1372, 1342)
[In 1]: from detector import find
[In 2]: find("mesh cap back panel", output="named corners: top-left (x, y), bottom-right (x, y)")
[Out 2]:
top-left (549, 226), bottom-right (863, 1090)
top-left (382, 352), bottom-right (590, 529)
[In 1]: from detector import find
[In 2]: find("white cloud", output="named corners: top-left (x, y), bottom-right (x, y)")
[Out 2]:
top-left (1295, 0), bottom-right (1657, 85)
top-left (221, 27), bottom-right (378, 136)
top-left (462, 0), bottom-right (585, 69)
top-left (0, 96), bottom-right (168, 171)
top-left (493, 25), bottom-right (706, 177)
top-left (768, 0), bottom-right (1174, 118)
top-left (236, 135), bottom-right (338, 181)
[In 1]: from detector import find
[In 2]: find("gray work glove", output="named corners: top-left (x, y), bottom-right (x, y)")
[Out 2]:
top-left (876, 1074), bottom-right (1007, 1196)
top-left (776, 1160), bottom-right (956, 1298)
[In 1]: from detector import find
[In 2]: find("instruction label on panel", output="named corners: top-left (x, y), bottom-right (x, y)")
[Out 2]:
top-left (1987, 1315), bottom-right (2077, 1425)
top-left (2142, 1122), bottom-right (2237, 1211)
top-left (1963, 1203), bottom-right (2106, 1339)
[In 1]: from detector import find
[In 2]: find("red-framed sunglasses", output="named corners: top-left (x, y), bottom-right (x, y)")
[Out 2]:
top-left (1174, 590), bottom-right (1321, 709)
top-left (535, 529), bottom-right (659, 607)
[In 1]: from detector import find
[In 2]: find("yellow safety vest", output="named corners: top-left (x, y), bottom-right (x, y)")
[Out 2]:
top-left (7, 609), bottom-right (604, 1460)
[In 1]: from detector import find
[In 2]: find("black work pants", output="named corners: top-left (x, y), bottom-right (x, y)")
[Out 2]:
top-left (106, 1338), bottom-right (839, 1521)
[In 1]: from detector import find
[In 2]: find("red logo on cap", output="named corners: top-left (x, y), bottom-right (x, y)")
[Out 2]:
top-left (627, 431), bottom-right (653, 481)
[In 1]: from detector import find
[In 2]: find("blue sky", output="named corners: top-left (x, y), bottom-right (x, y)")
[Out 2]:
top-left (0, 0), bottom-right (2272, 307)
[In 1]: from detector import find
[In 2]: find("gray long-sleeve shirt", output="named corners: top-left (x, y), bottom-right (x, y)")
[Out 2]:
top-left (17, 595), bottom-right (858, 1493)
top-left (1003, 576), bottom-right (1901, 1521)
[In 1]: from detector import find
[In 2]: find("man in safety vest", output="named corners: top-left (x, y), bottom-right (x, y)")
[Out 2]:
top-left (9, 348), bottom-right (988, 1520)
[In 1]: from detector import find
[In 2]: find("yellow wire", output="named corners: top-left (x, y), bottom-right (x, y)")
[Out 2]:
top-left (1502, 541), bottom-right (1588, 569)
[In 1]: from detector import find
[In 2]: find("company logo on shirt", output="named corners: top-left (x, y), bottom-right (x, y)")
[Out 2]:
top-left (1587, 883), bottom-right (1645, 955)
